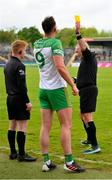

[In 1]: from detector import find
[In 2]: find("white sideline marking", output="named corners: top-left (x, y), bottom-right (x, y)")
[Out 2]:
top-left (0, 146), bottom-right (112, 166)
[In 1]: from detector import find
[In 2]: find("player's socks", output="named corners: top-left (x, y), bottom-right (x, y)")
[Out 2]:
top-left (43, 153), bottom-right (50, 162)
top-left (65, 154), bottom-right (73, 165)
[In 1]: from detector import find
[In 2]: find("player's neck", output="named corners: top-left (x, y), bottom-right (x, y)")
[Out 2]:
top-left (44, 32), bottom-right (55, 38)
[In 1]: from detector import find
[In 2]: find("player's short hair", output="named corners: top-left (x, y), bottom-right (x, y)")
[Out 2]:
top-left (42, 16), bottom-right (56, 34)
top-left (11, 40), bottom-right (28, 54)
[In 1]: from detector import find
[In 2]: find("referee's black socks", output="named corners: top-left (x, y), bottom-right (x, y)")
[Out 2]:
top-left (85, 121), bottom-right (98, 147)
top-left (17, 131), bottom-right (26, 156)
top-left (8, 130), bottom-right (17, 154)
top-left (82, 120), bottom-right (90, 142)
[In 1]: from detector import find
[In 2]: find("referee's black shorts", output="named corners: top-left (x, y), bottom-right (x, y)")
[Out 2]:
top-left (79, 85), bottom-right (98, 113)
top-left (7, 95), bottom-right (30, 120)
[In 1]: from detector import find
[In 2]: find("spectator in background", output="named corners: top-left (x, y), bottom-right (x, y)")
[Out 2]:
top-left (103, 50), bottom-right (106, 60)
top-left (108, 49), bottom-right (111, 61)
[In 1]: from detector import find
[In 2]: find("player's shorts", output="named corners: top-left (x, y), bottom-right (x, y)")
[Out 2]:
top-left (7, 95), bottom-right (30, 120)
top-left (79, 85), bottom-right (98, 113)
top-left (39, 87), bottom-right (71, 111)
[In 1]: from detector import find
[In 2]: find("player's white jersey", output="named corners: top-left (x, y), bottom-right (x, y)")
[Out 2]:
top-left (34, 38), bottom-right (67, 89)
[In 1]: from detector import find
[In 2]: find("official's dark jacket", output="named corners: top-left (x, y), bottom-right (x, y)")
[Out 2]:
top-left (4, 56), bottom-right (29, 103)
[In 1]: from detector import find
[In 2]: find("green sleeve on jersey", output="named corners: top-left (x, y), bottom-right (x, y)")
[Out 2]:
top-left (52, 40), bottom-right (64, 57)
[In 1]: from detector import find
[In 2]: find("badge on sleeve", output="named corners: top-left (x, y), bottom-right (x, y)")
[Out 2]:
top-left (19, 69), bottom-right (25, 76)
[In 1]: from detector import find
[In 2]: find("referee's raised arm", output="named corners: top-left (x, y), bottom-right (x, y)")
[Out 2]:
top-left (75, 21), bottom-right (88, 51)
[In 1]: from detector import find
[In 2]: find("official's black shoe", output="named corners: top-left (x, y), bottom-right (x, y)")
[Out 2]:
top-left (17, 153), bottom-right (37, 162)
top-left (82, 146), bottom-right (101, 154)
top-left (64, 161), bottom-right (85, 173)
top-left (9, 153), bottom-right (17, 160)
top-left (42, 161), bottom-right (57, 172)
top-left (80, 140), bottom-right (91, 146)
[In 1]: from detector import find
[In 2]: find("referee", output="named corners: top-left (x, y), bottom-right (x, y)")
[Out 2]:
top-left (74, 21), bottom-right (101, 154)
top-left (4, 40), bottom-right (36, 161)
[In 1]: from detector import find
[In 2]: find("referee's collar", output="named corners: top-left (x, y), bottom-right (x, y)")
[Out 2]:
top-left (11, 56), bottom-right (21, 62)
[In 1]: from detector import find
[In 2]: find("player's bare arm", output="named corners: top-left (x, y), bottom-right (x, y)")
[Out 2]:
top-left (53, 55), bottom-right (78, 96)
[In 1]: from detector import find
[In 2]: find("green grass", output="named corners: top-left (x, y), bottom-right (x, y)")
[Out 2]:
top-left (0, 153), bottom-right (112, 179)
top-left (0, 66), bottom-right (112, 179)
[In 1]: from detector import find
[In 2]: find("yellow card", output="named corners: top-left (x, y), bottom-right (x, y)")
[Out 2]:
top-left (74, 15), bottom-right (80, 22)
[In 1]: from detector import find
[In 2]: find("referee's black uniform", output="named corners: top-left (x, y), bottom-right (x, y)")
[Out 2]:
top-left (76, 48), bottom-right (98, 113)
top-left (4, 56), bottom-right (30, 120)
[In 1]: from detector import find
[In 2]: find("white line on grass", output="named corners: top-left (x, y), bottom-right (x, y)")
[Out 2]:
top-left (0, 146), bottom-right (112, 166)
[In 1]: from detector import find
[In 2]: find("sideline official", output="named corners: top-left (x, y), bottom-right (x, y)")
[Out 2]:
top-left (4, 40), bottom-right (36, 161)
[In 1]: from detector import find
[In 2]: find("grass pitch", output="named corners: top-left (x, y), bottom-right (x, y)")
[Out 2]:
top-left (0, 66), bottom-right (112, 179)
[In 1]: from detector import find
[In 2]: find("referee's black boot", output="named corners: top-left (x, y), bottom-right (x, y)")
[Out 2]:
top-left (9, 153), bottom-right (17, 160)
top-left (17, 153), bottom-right (37, 162)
